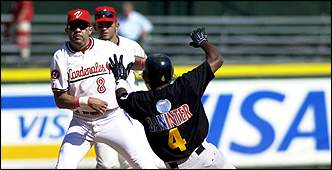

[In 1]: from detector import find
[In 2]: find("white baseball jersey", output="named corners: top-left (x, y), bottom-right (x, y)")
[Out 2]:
top-left (50, 37), bottom-right (134, 114)
top-left (52, 37), bottom-right (156, 169)
top-left (117, 35), bottom-right (147, 92)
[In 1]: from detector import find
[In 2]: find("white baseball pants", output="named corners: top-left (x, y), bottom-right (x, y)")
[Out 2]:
top-left (55, 108), bottom-right (156, 169)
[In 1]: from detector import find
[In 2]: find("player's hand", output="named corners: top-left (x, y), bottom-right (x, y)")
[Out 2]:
top-left (109, 54), bottom-right (133, 82)
top-left (189, 27), bottom-right (208, 48)
top-left (87, 97), bottom-right (108, 114)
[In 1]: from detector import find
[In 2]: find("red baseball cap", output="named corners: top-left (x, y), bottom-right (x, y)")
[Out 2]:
top-left (94, 6), bottom-right (117, 23)
top-left (67, 8), bottom-right (91, 25)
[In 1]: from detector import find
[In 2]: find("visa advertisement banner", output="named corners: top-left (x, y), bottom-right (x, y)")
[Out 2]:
top-left (1, 78), bottom-right (331, 167)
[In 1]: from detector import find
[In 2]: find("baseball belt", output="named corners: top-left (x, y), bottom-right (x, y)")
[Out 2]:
top-left (80, 111), bottom-right (100, 115)
top-left (74, 110), bottom-right (101, 115)
top-left (74, 109), bottom-right (115, 115)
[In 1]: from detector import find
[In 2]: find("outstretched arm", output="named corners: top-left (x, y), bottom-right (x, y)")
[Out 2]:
top-left (190, 28), bottom-right (224, 73)
top-left (200, 41), bottom-right (224, 73)
top-left (108, 54), bottom-right (132, 102)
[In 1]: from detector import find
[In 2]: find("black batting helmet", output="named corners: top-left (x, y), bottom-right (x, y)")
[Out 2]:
top-left (143, 53), bottom-right (174, 90)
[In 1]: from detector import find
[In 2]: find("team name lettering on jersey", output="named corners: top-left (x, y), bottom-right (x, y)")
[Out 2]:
top-left (68, 62), bottom-right (111, 82)
top-left (145, 104), bottom-right (193, 132)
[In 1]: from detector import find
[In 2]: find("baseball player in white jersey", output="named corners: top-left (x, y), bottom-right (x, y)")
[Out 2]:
top-left (50, 8), bottom-right (156, 169)
top-left (92, 6), bottom-right (166, 169)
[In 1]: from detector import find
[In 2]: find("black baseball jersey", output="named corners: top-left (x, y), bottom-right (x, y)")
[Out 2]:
top-left (117, 61), bottom-right (215, 162)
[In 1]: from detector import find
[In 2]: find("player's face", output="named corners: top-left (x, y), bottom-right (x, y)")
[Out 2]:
top-left (66, 21), bottom-right (92, 47)
top-left (95, 21), bottom-right (118, 41)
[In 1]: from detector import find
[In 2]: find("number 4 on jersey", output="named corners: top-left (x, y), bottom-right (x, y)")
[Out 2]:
top-left (168, 127), bottom-right (187, 151)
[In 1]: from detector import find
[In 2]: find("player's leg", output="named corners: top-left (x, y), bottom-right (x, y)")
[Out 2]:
top-left (176, 141), bottom-right (235, 169)
top-left (95, 108), bottom-right (157, 169)
top-left (206, 142), bottom-right (236, 169)
top-left (131, 118), bottom-right (166, 169)
top-left (118, 154), bottom-right (131, 169)
top-left (116, 113), bottom-right (164, 169)
top-left (55, 118), bottom-right (94, 169)
top-left (116, 118), bottom-right (164, 169)
top-left (95, 142), bottom-right (121, 169)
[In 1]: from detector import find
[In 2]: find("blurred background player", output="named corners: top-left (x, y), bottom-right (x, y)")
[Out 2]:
top-left (3, 1), bottom-right (34, 59)
top-left (50, 8), bottom-right (156, 169)
top-left (108, 27), bottom-right (236, 169)
top-left (93, 6), bottom-right (166, 169)
top-left (118, 1), bottom-right (153, 46)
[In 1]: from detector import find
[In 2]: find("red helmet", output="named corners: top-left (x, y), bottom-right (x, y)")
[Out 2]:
top-left (94, 6), bottom-right (117, 23)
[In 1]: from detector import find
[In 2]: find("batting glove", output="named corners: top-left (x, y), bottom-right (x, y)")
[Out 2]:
top-left (108, 54), bottom-right (133, 83)
top-left (189, 27), bottom-right (208, 48)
